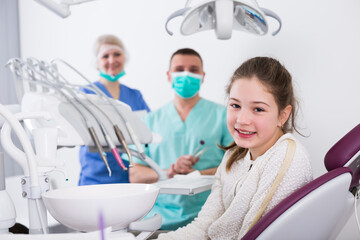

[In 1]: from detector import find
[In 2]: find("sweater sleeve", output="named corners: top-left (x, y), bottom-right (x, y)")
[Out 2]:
top-left (156, 153), bottom-right (229, 240)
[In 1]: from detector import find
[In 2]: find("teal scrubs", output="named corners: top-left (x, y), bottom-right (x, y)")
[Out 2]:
top-left (133, 98), bottom-right (233, 230)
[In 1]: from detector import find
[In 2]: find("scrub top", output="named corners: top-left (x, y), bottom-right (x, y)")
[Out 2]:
top-left (133, 98), bottom-right (233, 230)
top-left (78, 81), bottom-right (150, 186)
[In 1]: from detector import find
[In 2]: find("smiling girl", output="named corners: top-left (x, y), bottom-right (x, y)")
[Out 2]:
top-left (156, 57), bottom-right (313, 239)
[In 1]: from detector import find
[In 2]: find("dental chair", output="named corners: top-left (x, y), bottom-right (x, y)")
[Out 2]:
top-left (242, 124), bottom-right (360, 240)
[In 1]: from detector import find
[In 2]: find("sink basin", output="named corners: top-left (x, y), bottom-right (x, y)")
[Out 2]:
top-left (42, 183), bottom-right (159, 232)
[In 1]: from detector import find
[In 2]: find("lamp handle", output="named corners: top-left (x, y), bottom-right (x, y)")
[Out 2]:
top-left (260, 7), bottom-right (282, 36)
top-left (165, 7), bottom-right (191, 35)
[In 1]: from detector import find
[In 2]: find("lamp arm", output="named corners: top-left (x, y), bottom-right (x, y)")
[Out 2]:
top-left (260, 7), bottom-right (282, 36)
top-left (165, 7), bottom-right (191, 36)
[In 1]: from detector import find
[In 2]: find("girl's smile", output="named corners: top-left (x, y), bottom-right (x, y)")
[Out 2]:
top-left (227, 76), bottom-right (291, 160)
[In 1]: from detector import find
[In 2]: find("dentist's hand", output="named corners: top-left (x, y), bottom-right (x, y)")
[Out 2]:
top-left (170, 155), bottom-right (199, 175)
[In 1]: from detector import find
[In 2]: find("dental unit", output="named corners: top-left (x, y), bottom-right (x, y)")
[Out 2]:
top-left (35, 60), bottom-right (127, 173)
top-left (166, 0), bottom-right (282, 39)
top-left (51, 58), bottom-right (149, 169)
top-left (20, 59), bottom-right (113, 175)
top-left (1, 58), bottom-right (166, 238)
top-left (34, 0), bottom-right (281, 40)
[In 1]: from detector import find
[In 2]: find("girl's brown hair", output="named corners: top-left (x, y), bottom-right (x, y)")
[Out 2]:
top-left (223, 57), bottom-right (299, 171)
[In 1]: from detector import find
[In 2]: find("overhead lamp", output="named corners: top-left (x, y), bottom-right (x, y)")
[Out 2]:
top-left (34, 0), bottom-right (95, 18)
top-left (165, 0), bottom-right (282, 40)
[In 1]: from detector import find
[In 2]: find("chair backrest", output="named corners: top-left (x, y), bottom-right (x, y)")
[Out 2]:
top-left (242, 124), bottom-right (360, 240)
top-left (325, 124), bottom-right (360, 189)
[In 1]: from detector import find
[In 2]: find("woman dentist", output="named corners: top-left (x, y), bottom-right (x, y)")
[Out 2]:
top-left (78, 34), bottom-right (150, 186)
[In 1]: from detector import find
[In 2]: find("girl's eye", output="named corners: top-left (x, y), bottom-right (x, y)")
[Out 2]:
top-left (230, 103), bottom-right (240, 109)
top-left (102, 54), bottom-right (109, 59)
top-left (254, 107), bottom-right (264, 112)
top-left (114, 53), bottom-right (121, 57)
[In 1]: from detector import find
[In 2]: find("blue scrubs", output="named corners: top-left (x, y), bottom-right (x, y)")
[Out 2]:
top-left (133, 98), bottom-right (233, 230)
top-left (78, 81), bottom-right (150, 186)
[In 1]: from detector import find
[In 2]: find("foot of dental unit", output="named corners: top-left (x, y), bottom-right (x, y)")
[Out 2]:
top-left (0, 152), bottom-right (16, 234)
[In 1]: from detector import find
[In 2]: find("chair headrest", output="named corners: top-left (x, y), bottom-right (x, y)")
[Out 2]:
top-left (325, 124), bottom-right (360, 188)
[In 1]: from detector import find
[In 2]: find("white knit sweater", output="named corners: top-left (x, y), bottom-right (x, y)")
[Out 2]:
top-left (156, 133), bottom-right (313, 240)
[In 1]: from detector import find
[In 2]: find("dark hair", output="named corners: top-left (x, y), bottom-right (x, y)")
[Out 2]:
top-left (223, 56), bottom-right (299, 171)
top-left (169, 48), bottom-right (203, 69)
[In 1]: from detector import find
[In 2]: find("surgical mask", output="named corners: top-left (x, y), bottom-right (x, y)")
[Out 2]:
top-left (100, 70), bottom-right (126, 82)
top-left (171, 71), bottom-right (202, 99)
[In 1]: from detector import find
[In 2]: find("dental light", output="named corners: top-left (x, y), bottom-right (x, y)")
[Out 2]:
top-left (34, 0), bottom-right (96, 18)
top-left (165, 0), bottom-right (282, 39)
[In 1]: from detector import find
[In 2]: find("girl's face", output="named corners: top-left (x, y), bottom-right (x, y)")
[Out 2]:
top-left (227, 77), bottom-right (291, 160)
top-left (97, 44), bottom-right (125, 76)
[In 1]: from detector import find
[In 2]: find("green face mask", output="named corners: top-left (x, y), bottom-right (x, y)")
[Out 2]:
top-left (100, 70), bottom-right (126, 82)
top-left (171, 71), bottom-right (202, 99)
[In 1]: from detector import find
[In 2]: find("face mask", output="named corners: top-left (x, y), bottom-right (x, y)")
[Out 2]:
top-left (171, 71), bottom-right (202, 99)
top-left (100, 70), bottom-right (126, 82)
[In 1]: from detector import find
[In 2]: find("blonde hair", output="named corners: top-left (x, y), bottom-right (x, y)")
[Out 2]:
top-left (223, 57), bottom-right (300, 171)
top-left (94, 34), bottom-right (127, 61)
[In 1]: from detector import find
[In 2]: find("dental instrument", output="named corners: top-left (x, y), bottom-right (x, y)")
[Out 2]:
top-left (6, 57), bottom-right (167, 179)
top-left (193, 147), bottom-right (209, 158)
top-left (99, 211), bottom-right (105, 240)
top-left (191, 139), bottom-right (205, 156)
top-left (37, 60), bottom-right (127, 172)
top-left (166, 0), bottom-right (282, 39)
top-left (51, 58), bottom-right (135, 168)
top-left (50, 59), bottom-right (156, 172)
top-left (22, 59), bottom-right (114, 175)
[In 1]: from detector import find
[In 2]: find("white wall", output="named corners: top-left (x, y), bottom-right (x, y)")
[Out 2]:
top-left (17, 0), bottom-right (360, 238)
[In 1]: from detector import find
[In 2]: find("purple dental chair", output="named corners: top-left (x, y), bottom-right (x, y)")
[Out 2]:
top-left (243, 124), bottom-right (360, 240)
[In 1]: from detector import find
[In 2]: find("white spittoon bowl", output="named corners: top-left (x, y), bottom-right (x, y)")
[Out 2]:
top-left (42, 183), bottom-right (160, 232)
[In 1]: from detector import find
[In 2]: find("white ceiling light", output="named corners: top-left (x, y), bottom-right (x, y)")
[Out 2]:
top-left (165, 0), bottom-right (282, 40)
top-left (34, 0), bottom-right (96, 18)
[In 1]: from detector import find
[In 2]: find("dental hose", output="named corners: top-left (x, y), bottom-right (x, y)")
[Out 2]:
top-left (50, 59), bottom-right (139, 165)
top-left (75, 90), bottom-right (130, 170)
top-left (12, 60), bottom-right (112, 175)
top-left (40, 61), bottom-right (127, 173)
top-left (46, 60), bottom-right (130, 170)
top-left (58, 86), bottom-right (127, 173)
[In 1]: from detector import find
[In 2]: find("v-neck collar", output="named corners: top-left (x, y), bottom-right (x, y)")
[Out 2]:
top-left (96, 81), bottom-right (120, 100)
top-left (169, 98), bottom-right (204, 125)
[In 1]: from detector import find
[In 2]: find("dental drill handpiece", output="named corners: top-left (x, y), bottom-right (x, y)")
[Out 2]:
top-left (46, 64), bottom-right (128, 172)
top-left (45, 62), bottom-right (127, 172)
top-left (24, 59), bottom-right (112, 175)
top-left (75, 90), bottom-right (130, 170)
top-left (50, 59), bottom-right (135, 166)
top-left (74, 90), bottom-right (128, 172)
top-left (81, 91), bottom-right (130, 170)
top-left (113, 125), bottom-right (133, 167)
